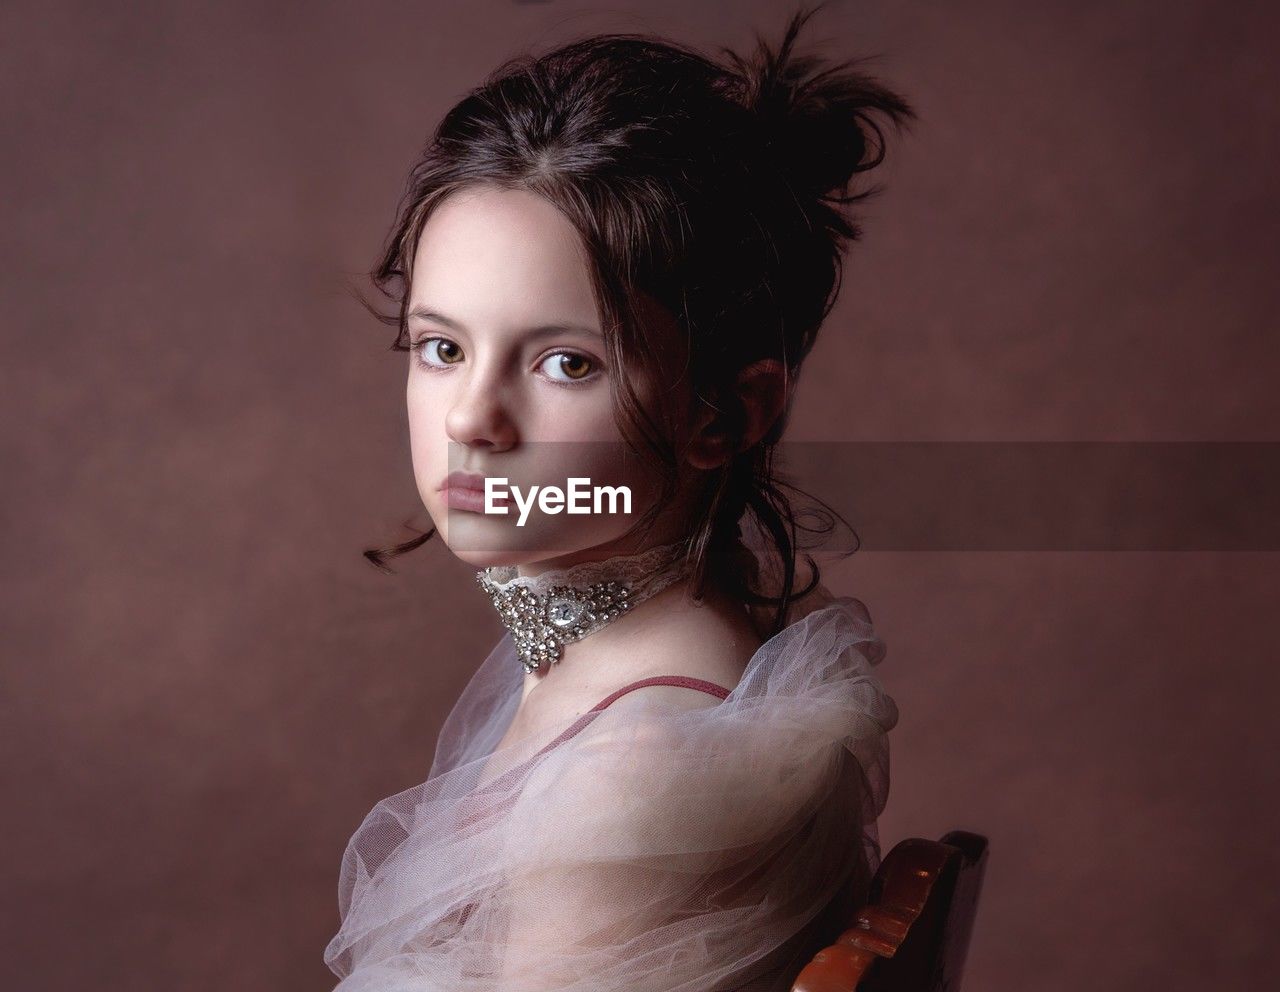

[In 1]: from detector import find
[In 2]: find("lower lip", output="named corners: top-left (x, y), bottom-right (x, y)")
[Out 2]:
top-left (442, 486), bottom-right (510, 514)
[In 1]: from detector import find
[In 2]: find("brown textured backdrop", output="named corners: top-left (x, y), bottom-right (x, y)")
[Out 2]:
top-left (3, 1), bottom-right (1277, 989)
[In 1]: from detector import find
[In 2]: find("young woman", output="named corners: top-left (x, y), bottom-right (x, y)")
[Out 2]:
top-left (324, 7), bottom-right (914, 990)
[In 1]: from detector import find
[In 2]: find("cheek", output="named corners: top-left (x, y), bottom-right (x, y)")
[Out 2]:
top-left (406, 379), bottom-right (451, 490)
top-left (406, 381), bottom-right (442, 445)
top-left (533, 387), bottom-right (620, 443)
top-left (562, 441), bottom-right (665, 515)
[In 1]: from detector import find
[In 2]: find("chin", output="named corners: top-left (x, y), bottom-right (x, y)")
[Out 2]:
top-left (432, 515), bottom-right (557, 568)
top-left (435, 513), bottom-right (637, 572)
top-left (447, 547), bottom-right (521, 570)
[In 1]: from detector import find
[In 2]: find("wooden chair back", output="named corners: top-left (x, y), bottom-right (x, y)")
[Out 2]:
top-left (791, 830), bottom-right (989, 992)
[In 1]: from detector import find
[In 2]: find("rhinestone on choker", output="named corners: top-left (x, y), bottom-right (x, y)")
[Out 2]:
top-left (476, 542), bottom-right (691, 674)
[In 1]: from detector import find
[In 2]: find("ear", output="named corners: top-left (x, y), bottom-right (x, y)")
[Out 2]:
top-left (684, 359), bottom-right (788, 471)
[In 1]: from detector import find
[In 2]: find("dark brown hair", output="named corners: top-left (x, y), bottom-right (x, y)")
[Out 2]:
top-left (358, 3), bottom-right (915, 638)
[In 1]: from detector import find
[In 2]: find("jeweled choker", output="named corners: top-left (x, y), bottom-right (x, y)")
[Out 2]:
top-left (476, 542), bottom-right (691, 674)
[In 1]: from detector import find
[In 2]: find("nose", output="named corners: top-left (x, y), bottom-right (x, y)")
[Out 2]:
top-left (445, 378), bottom-right (518, 451)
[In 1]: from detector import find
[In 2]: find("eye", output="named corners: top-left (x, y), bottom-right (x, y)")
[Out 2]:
top-left (538, 351), bottom-right (599, 383)
top-left (414, 336), bottom-right (464, 368)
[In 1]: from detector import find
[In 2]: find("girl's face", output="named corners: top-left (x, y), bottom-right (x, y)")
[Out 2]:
top-left (406, 185), bottom-right (695, 572)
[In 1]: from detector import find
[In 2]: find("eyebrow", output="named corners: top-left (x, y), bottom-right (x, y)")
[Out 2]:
top-left (406, 305), bottom-right (602, 339)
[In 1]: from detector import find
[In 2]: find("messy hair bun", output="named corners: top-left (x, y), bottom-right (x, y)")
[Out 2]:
top-left (729, 9), bottom-right (907, 204)
top-left (362, 3), bottom-right (916, 637)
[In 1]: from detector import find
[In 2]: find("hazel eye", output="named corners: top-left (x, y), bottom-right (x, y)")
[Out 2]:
top-left (416, 337), bottom-right (464, 367)
top-left (539, 351), bottom-right (597, 383)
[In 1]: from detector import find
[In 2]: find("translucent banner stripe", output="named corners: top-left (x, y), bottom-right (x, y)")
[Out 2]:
top-left (440, 442), bottom-right (1280, 551)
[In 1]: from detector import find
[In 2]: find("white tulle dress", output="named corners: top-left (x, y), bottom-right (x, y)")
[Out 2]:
top-left (323, 557), bottom-right (899, 992)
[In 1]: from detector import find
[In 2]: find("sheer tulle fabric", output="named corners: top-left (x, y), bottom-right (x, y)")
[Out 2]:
top-left (324, 593), bottom-right (898, 991)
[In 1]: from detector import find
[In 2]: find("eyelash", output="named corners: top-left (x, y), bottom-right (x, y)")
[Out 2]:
top-left (408, 335), bottom-right (603, 385)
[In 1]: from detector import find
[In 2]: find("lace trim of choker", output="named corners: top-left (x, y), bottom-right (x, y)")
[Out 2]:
top-left (479, 541), bottom-right (688, 595)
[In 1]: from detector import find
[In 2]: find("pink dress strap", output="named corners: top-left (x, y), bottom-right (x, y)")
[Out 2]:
top-left (527, 676), bottom-right (732, 762)
top-left (589, 675), bottom-right (733, 711)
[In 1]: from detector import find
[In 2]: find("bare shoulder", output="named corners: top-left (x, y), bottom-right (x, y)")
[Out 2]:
top-left (586, 629), bottom-right (752, 711)
top-left (608, 594), bottom-right (762, 701)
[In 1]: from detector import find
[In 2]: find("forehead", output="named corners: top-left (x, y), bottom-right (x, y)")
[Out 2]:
top-left (409, 186), bottom-right (599, 321)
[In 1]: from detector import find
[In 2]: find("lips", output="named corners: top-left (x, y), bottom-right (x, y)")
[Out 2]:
top-left (439, 470), bottom-right (509, 513)
top-left (439, 470), bottom-right (490, 494)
